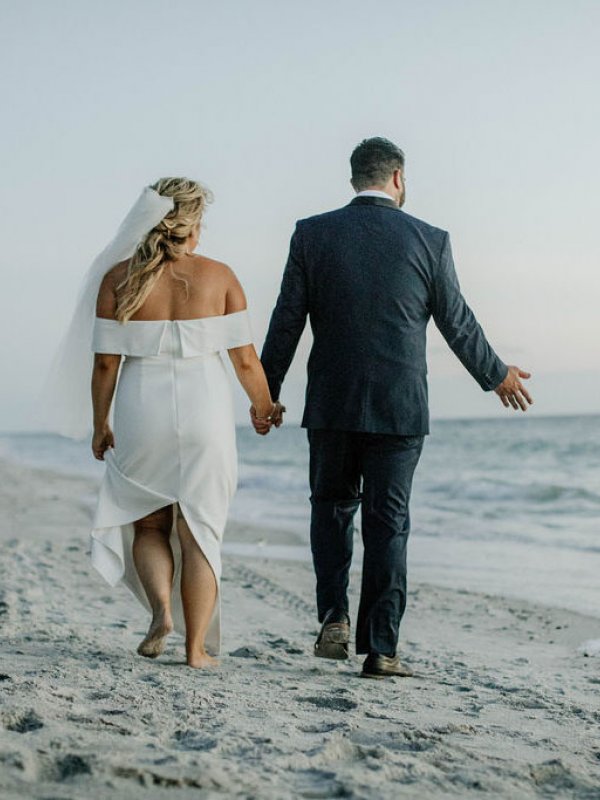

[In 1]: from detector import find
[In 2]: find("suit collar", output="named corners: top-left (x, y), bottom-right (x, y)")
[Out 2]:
top-left (348, 196), bottom-right (400, 210)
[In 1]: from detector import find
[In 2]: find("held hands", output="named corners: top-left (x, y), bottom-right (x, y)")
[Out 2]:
top-left (92, 425), bottom-right (115, 460)
top-left (250, 401), bottom-right (286, 435)
top-left (494, 366), bottom-right (533, 412)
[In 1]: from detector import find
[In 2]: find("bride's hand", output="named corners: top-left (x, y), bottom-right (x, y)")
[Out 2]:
top-left (250, 402), bottom-right (286, 435)
top-left (92, 425), bottom-right (115, 460)
top-left (250, 405), bottom-right (272, 436)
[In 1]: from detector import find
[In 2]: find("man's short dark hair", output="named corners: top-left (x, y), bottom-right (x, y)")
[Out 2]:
top-left (350, 137), bottom-right (405, 191)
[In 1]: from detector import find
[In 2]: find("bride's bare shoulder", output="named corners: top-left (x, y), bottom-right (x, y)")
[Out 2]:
top-left (191, 255), bottom-right (239, 283)
top-left (105, 259), bottom-right (130, 283)
top-left (190, 256), bottom-right (246, 314)
top-left (96, 260), bottom-right (129, 318)
top-left (98, 260), bottom-right (129, 294)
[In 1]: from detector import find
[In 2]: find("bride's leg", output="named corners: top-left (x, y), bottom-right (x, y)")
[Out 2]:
top-left (176, 505), bottom-right (218, 668)
top-left (133, 505), bottom-right (175, 657)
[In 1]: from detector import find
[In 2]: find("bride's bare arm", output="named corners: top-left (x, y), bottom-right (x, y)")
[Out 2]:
top-left (228, 344), bottom-right (274, 417)
top-left (224, 271), bottom-right (274, 421)
top-left (91, 272), bottom-right (121, 459)
top-left (91, 354), bottom-right (120, 458)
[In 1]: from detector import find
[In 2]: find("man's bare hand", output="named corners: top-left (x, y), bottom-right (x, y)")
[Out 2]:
top-left (270, 401), bottom-right (286, 428)
top-left (494, 366), bottom-right (533, 411)
top-left (250, 402), bottom-right (286, 435)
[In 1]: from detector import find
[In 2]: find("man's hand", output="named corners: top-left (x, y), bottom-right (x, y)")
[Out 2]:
top-left (250, 402), bottom-right (286, 435)
top-left (494, 366), bottom-right (533, 411)
top-left (271, 401), bottom-right (286, 428)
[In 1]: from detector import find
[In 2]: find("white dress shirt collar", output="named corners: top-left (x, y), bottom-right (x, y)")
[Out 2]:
top-left (355, 189), bottom-right (396, 201)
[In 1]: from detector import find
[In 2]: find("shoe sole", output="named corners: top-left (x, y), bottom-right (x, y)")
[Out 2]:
top-left (359, 670), bottom-right (413, 679)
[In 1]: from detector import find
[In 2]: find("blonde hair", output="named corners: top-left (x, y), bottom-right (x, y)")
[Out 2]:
top-left (115, 177), bottom-right (212, 322)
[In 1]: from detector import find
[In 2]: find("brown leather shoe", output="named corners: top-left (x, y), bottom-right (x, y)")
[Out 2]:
top-left (314, 609), bottom-right (350, 660)
top-left (360, 653), bottom-right (413, 679)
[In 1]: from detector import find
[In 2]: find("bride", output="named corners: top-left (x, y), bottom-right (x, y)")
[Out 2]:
top-left (49, 177), bottom-right (283, 669)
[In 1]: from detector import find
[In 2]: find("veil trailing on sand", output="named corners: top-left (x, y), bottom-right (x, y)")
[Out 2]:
top-left (40, 186), bottom-right (175, 440)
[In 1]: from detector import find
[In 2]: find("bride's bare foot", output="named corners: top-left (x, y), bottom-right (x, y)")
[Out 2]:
top-left (186, 648), bottom-right (218, 669)
top-left (137, 609), bottom-right (173, 658)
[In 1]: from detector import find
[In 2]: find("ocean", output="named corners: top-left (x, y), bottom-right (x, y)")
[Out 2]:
top-left (1, 414), bottom-right (599, 618)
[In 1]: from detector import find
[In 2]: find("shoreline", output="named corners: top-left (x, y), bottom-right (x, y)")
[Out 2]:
top-left (1, 451), bottom-right (600, 622)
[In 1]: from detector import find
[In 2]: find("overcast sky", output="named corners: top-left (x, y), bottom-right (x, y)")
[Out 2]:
top-left (1, 0), bottom-right (598, 431)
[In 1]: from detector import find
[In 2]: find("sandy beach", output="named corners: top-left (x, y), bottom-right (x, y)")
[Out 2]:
top-left (1, 455), bottom-right (600, 799)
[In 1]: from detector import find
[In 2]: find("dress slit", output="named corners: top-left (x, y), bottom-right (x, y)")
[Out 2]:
top-left (172, 501), bottom-right (221, 652)
top-left (91, 452), bottom-right (222, 655)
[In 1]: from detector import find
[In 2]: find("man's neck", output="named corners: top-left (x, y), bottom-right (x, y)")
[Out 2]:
top-left (355, 188), bottom-right (398, 204)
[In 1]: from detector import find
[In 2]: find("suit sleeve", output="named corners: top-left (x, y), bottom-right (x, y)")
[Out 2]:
top-left (260, 223), bottom-right (308, 401)
top-left (431, 232), bottom-right (508, 391)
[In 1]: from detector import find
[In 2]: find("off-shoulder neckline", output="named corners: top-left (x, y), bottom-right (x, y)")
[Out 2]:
top-left (95, 309), bottom-right (248, 324)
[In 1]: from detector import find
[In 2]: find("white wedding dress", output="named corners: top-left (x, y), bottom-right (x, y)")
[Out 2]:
top-left (90, 309), bottom-right (253, 655)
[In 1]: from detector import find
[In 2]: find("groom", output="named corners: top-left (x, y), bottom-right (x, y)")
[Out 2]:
top-left (255, 137), bottom-right (532, 679)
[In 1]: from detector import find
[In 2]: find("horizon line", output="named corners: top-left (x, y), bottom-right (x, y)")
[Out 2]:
top-left (2, 410), bottom-right (599, 439)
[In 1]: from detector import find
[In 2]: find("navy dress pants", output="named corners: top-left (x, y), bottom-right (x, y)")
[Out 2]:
top-left (307, 429), bottom-right (424, 656)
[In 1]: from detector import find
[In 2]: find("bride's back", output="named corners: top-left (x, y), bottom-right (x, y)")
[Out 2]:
top-left (110, 254), bottom-right (234, 321)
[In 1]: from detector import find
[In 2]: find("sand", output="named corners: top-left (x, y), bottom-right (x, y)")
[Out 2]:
top-left (1, 456), bottom-right (600, 799)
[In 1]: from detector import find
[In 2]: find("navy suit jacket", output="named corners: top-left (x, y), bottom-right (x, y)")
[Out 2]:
top-left (260, 195), bottom-right (508, 435)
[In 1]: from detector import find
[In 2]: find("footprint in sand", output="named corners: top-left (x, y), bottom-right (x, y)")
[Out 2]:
top-left (229, 645), bottom-right (261, 659)
top-left (173, 729), bottom-right (218, 751)
top-left (139, 674), bottom-right (163, 686)
top-left (87, 690), bottom-right (112, 700)
top-left (2, 709), bottom-right (44, 733)
top-left (297, 695), bottom-right (358, 712)
top-left (299, 722), bottom-right (346, 733)
top-left (267, 637), bottom-right (304, 655)
top-left (54, 753), bottom-right (93, 781)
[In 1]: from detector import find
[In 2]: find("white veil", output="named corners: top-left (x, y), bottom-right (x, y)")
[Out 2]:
top-left (39, 186), bottom-right (175, 440)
